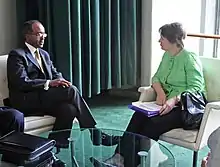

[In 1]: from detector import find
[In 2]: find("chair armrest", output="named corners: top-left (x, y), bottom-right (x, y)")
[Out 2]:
top-left (195, 101), bottom-right (220, 150)
top-left (138, 86), bottom-right (156, 102)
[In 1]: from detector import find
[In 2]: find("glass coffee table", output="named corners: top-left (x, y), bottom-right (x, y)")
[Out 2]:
top-left (0, 161), bottom-right (16, 167)
top-left (47, 128), bottom-right (175, 167)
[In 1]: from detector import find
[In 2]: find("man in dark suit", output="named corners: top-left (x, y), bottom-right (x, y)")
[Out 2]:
top-left (7, 20), bottom-right (119, 153)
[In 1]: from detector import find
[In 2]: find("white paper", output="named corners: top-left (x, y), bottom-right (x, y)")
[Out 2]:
top-left (132, 101), bottom-right (162, 112)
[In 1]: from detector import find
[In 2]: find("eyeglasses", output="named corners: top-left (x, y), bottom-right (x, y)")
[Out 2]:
top-left (29, 32), bottom-right (47, 38)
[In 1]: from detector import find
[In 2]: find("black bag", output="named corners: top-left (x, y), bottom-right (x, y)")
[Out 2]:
top-left (0, 131), bottom-right (56, 166)
top-left (181, 91), bottom-right (208, 130)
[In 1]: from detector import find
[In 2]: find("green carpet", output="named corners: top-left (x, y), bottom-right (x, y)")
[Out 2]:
top-left (55, 93), bottom-right (209, 167)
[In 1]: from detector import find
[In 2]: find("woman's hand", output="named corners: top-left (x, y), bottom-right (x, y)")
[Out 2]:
top-left (201, 158), bottom-right (208, 167)
top-left (156, 91), bottom-right (167, 105)
top-left (201, 152), bottom-right (210, 167)
top-left (159, 96), bottom-right (177, 116)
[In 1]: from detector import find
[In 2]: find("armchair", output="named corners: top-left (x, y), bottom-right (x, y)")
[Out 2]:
top-left (138, 57), bottom-right (220, 167)
top-left (0, 55), bottom-right (77, 135)
top-left (0, 55), bottom-right (56, 135)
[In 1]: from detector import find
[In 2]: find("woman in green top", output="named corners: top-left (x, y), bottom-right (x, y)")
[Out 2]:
top-left (90, 23), bottom-right (205, 167)
top-left (152, 23), bottom-right (205, 115)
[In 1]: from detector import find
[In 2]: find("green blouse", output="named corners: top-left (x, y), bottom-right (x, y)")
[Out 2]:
top-left (152, 49), bottom-right (205, 99)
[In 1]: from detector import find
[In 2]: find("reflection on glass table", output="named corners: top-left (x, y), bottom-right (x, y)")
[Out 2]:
top-left (45, 128), bottom-right (176, 167)
top-left (0, 160), bottom-right (16, 167)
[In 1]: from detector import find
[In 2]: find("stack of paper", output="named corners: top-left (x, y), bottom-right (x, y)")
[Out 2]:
top-left (128, 101), bottom-right (162, 117)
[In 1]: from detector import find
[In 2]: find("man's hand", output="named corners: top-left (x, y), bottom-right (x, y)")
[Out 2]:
top-left (159, 96), bottom-right (177, 116)
top-left (49, 78), bottom-right (71, 87)
top-left (156, 91), bottom-right (166, 105)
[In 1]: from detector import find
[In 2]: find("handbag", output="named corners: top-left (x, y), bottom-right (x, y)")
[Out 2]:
top-left (0, 131), bottom-right (56, 166)
top-left (180, 91), bottom-right (208, 130)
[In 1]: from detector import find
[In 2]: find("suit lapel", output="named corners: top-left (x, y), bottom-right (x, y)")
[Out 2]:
top-left (24, 47), bottom-right (41, 70)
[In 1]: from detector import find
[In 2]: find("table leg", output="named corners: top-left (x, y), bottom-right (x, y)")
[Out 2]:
top-left (69, 138), bottom-right (79, 167)
top-left (138, 151), bottom-right (148, 167)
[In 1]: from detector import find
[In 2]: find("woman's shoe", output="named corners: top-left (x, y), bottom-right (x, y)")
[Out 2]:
top-left (104, 153), bottom-right (124, 167)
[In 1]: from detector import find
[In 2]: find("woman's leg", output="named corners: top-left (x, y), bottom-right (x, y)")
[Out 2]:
top-left (115, 111), bottom-right (150, 154)
top-left (103, 107), bottom-right (182, 167)
top-left (107, 112), bottom-right (151, 167)
top-left (124, 107), bottom-right (183, 167)
top-left (140, 107), bottom-right (182, 140)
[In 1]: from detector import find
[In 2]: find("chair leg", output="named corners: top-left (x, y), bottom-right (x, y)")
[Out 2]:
top-left (193, 151), bottom-right (198, 167)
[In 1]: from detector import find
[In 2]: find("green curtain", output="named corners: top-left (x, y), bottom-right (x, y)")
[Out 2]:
top-left (16, 0), bottom-right (141, 97)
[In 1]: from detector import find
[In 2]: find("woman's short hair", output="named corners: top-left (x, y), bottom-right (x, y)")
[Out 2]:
top-left (159, 22), bottom-right (186, 48)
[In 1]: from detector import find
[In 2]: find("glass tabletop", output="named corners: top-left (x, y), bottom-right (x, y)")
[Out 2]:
top-left (45, 128), bottom-right (176, 167)
top-left (0, 160), bottom-right (16, 167)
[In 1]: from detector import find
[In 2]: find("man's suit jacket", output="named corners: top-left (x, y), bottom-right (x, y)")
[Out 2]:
top-left (7, 46), bottom-right (63, 111)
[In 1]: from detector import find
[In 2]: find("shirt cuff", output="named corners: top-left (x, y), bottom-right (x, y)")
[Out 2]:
top-left (44, 80), bottom-right (50, 90)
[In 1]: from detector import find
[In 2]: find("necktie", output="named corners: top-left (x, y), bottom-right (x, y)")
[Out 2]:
top-left (35, 49), bottom-right (44, 73)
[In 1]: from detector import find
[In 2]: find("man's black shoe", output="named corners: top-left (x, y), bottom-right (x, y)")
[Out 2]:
top-left (90, 157), bottom-right (116, 167)
top-left (55, 142), bottom-right (69, 154)
top-left (55, 142), bottom-right (69, 149)
top-left (91, 129), bottom-right (121, 146)
top-left (54, 137), bottom-right (69, 149)
top-left (101, 132), bottom-right (121, 146)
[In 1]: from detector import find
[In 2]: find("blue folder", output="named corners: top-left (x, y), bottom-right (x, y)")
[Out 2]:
top-left (128, 104), bottom-right (160, 117)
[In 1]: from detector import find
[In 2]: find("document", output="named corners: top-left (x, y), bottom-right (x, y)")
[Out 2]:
top-left (128, 101), bottom-right (162, 117)
top-left (132, 101), bottom-right (162, 112)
